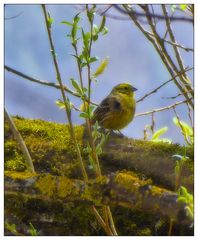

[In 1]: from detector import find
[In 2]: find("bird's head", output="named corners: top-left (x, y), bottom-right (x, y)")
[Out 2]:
top-left (111, 83), bottom-right (137, 97)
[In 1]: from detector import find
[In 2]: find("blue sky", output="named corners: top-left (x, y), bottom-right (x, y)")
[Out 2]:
top-left (4, 4), bottom-right (193, 144)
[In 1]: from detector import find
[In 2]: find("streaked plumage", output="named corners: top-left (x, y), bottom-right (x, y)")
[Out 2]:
top-left (92, 83), bottom-right (137, 130)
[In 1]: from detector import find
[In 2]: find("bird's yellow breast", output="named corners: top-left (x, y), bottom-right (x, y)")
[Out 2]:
top-left (102, 93), bottom-right (136, 130)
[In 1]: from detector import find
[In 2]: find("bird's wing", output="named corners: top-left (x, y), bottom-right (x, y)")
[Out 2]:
top-left (92, 95), bottom-right (122, 123)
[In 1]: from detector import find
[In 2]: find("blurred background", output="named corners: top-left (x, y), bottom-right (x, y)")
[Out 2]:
top-left (4, 4), bottom-right (193, 144)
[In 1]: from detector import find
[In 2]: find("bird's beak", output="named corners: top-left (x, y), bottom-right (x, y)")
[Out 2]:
top-left (132, 87), bottom-right (137, 92)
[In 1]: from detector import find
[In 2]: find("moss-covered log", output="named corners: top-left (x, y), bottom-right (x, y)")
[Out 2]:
top-left (5, 171), bottom-right (192, 227)
top-left (4, 117), bottom-right (194, 236)
top-left (5, 117), bottom-right (193, 191)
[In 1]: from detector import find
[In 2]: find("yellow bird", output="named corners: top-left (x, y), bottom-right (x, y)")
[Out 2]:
top-left (92, 83), bottom-right (137, 130)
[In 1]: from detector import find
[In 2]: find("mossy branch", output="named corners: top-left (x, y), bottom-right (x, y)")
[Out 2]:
top-left (4, 171), bottom-right (192, 225)
top-left (5, 117), bottom-right (193, 191)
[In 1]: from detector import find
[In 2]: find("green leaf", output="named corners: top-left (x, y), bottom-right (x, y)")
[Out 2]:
top-left (82, 30), bottom-right (90, 50)
top-left (99, 15), bottom-right (106, 32)
top-left (151, 127), bottom-right (168, 140)
top-left (93, 57), bottom-right (109, 77)
top-left (71, 14), bottom-right (80, 41)
top-left (92, 24), bottom-right (99, 41)
top-left (178, 186), bottom-right (188, 197)
top-left (29, 222), bottom-right (38, 236)
top-left (47, 13), bottom-right (54, 28)
top-left (86, 6), bottom-right (95, 23)
top-left (87, 105), bottom-right (95, 118)
top-left (5, 222), bottom-right (17, 234)
top-left (61, 21), bottom-right (73, 26)
top-left (81, 62), bottom-right (87, 68)
top-left (173, 117), bottom-right (193, 144)
top-left (93, 34), bottom-right (98, 42)
top-left (177, 196), bottom-right (187, 204)
top-left (83, 87), bottom-right (88, 93)
top-left (173, 117), bottom-right (193, 136)
top-left (56, 100), bottom-right (65, 109)
top-left (74, 13), bottom-right (81, 23)
top-left (180, 4), bottom-right (187, 11)
top-left (70, 78), bottom-right (83, 95)
top-left (102, 26), bottom-right (108, 35)
top-left (89, 57), bottom-right (99, 64)
top-left (185, 206), bottom-right (194, 220)
top-left (79, 112), bottom-right (89, 119)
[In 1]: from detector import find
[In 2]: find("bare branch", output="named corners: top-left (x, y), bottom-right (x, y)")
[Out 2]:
top-left (162, 90), bottom-right (193, 100)
top-left (135, 99), bottom-right (192, 117)
top-left (136, 67), bottom-right (193, 103)
top-left (5, 65), bottom-right (98, 106)
top-left (5, 65), bottom-right (79, 97)
top-left (5, 11), bottom-right (23, 20)
top-left (162, 5), bottom-right (192, 86)
top-left (114, 4), bottom-right (193, 23)
top-left (123, 4), bottom-right (193, 108)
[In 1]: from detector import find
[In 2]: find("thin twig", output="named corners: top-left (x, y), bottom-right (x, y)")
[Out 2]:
top-left (127, 4), bottom-right (194, 108)
top-left (162, 90), bottom-right (193, 100)
top-left (41, 4), bottom-right (88, 181)
top-left (92, 206), bottom-right (113, 235)
top-left (162, 5), bottom-right (192, 89)
top-left (5, 65), bottom-right (79, 97)
top-left (136, 67), bottom-right (193, 103)
top-left (145, 30), bottom-right (193, 52)
top-left (135, 99), bottom-right (191, 117)
top-left (144, 5), bottom-right (194, 102)
top-left (150, 4), bottom-right (156, 26)
top-left (151, 112), bottom-right (155, 134)
top-left (114, 4), bottom-right (193, 23)
top-left (100, 4), bottom-right (113, 15)
top-left (4, 108), bottom-right (35, 173)
top-left (168, 218), bottom-right (174, 236)
top-left (5, 11), bottom-right (23, 20)
top-left (5, 65), bottom-right (98, 106)
top-left (107, 206), bottom-right (118, 236)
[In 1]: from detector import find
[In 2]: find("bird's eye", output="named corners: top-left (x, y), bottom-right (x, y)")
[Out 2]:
top-left (124, 87), bottom-right (128, 90)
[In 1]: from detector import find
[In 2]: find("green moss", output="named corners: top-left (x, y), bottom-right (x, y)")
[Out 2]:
top-left (4, 117), bottom-right (85, 176)
top-left (114, 171), bottom-right (152, 191)
top-left (34, 174), bottom-right (56, 197)
top-left (81, 176), bottom-right (108, 205)
top-left (57, 176), bottom-right (79, 198)
top-left (5, 170), bottom-right (37, 180)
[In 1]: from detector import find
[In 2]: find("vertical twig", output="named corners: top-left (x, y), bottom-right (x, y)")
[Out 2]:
top-left (151, 112), bottom-right (155, 134)
top-left (42, 4), bottom-right (116, 235)
top-left (41, 4), bottom-right (88, 181)
top-left (4, 108), bottom-right (35, 173)
top-left (84, 6), bottom-right (117, 234)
